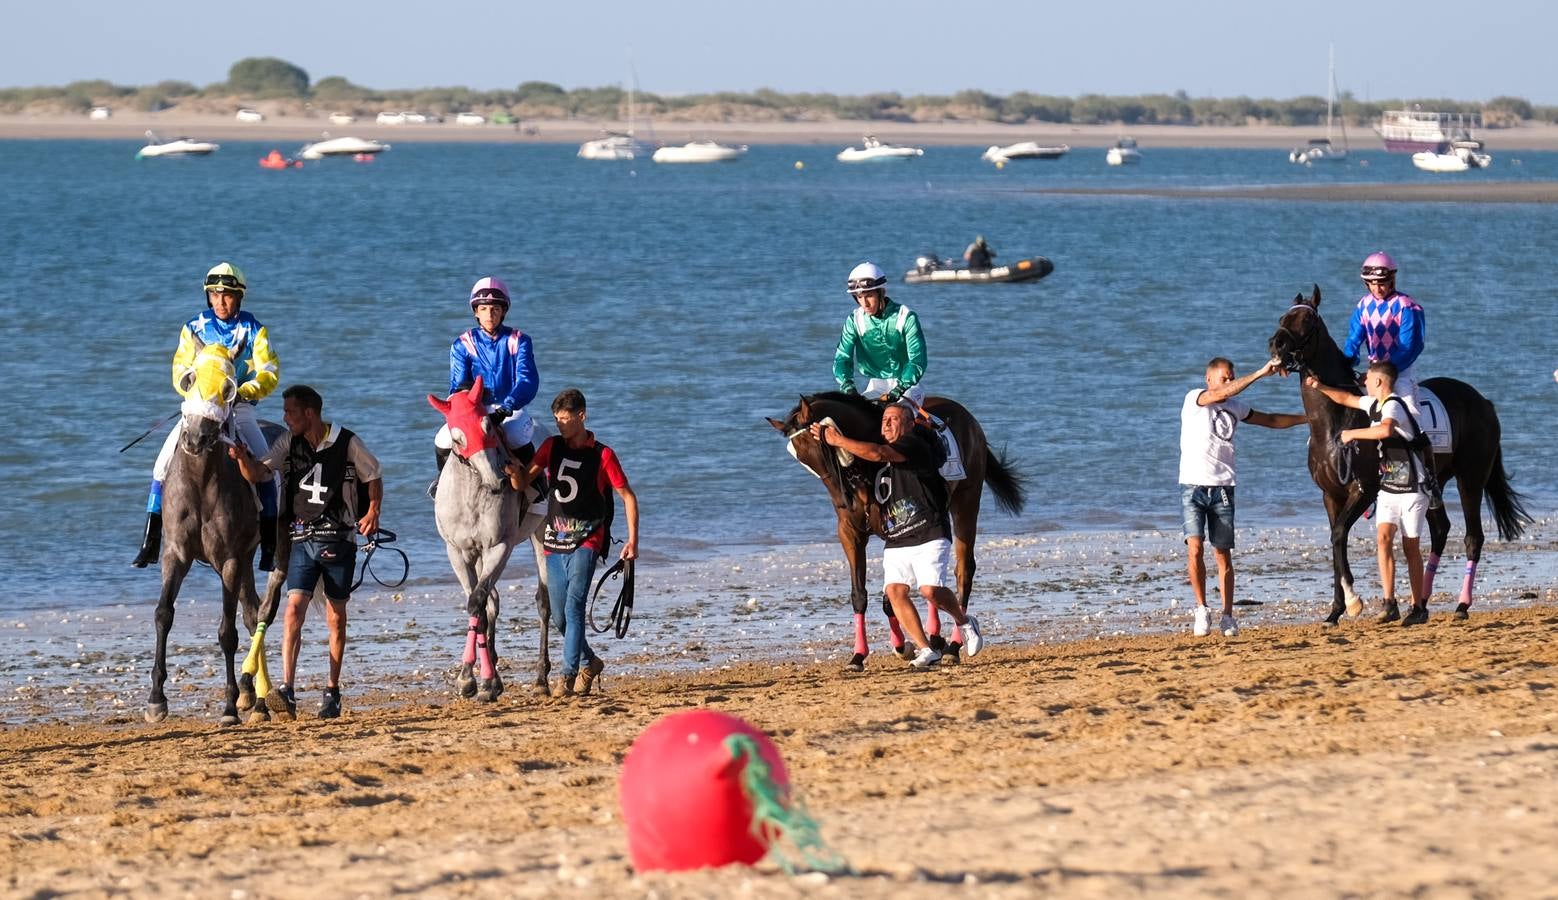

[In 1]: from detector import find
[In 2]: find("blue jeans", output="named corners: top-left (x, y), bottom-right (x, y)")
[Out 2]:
top-left (1181, 484), bottom-right (1236, 550)
top-left (545, 546), bottom-right (600, 676)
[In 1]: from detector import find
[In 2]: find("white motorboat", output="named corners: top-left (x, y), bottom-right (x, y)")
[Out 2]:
top-left (1412, 140), bottom-right (1492, 173)
top-left (837, 135), bottom-right (924, 162)
top-left (651, 140), bottom-right (747, 163)
top-left (298, 135), bottom-right (391, 160)
top-left (1105, 137), bottom-right (1141, 165)
top-left (982, 141), bottom-right (1069, 163)
top-left (579, 131), bottom-right (653, 160)
top-left (136, 131), bottom-right (220, 158)
top-left (1289, 46), bottom-right (1350, 164)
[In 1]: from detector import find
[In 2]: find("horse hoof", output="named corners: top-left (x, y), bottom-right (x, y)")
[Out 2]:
top-left (1344, 598), bottom-right (1363, 618)
top-left (534, 681), bottom-right (552, 697)
top-left (219, 713), bottom-right (241, 727)
top-left (894, 643), bottom-right (916, 661)
top-left (237, 674), bottom-right (256, 711)
top-left (927, 635), bottom-right (947, 653)
top-left (942, 645), bottom-right (962, 666)
top-left (459, 678), bottom-right (478, 699)
top-left (266, 692), bottom-right (297, 721)
top-left (1320, 619), bottom-right (1338, 628)
top-left (1453, 604), bottom-right (1470, 621)
top-left (145, 703), bottom-right (168, 724)
top-left (247, 705), bottom-right (271, 725)
top-left (845, 653), bottom-right (866, 673)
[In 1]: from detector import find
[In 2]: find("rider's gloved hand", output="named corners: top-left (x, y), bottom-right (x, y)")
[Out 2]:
top-left (883, 389), bottom-right (903, 403)
top-left (841, 384), bottom-right (859, 396)
top-left (487, 406), bottom-right (513, 431)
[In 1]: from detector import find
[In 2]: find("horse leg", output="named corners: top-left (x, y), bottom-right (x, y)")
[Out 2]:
top-left (248, 563), bottom-right (291, 719)
top-left (217, 562), bottom-right (243, 726)
top-left (940, 490), bottom-right (980, 664)
top-left (472, 543), bottom-right (514, 703)
top-left (530, 534), bottom-right (553, 696)
top-left (1323, 490), bottom-right (1372, 625)
top-left (445, 544), bottom-right (481, 697)
top-left (482, 582), bottom-right (504, 702)
top-left (839, 516), bottom-right (870, 672)
top-left (147, 559), bottom-right (192, 723)
top-left (1454, 480), bottom-right (1486, 620)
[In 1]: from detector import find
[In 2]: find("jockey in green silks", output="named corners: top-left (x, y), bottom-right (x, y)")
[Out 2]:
top-left (832, 261), bottom-right (927, 405)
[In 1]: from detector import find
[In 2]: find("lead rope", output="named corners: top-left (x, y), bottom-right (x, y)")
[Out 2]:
top-left (352, 528), bottom-right (409, 591)
top-left (724, 733), bottom-right (850, 876)
top-left (587, 556), bottom-right (634, 638)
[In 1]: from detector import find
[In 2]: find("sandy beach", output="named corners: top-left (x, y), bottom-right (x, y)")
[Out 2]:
top-left (4, 595), bottom-right (1558, 898)
top-left (9, 110), bottom-right (1558, 150)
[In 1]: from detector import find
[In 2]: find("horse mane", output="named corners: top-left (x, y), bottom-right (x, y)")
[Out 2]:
top-left (800, 391), bottom-right (884, 441)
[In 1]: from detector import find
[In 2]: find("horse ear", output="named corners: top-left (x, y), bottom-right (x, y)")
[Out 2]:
top-left (1311, 283), bottom-right (1321, 307)
top-left (765, 416), bottom-right (787, 432)
top-left (428, 394), bottom-right (452, 414)
top-left (797, 395), bottom-right (812, 420)
top-left (467, 375), bottom-right (484, 403)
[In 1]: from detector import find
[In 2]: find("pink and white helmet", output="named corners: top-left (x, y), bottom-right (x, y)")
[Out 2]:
top-left (1360, 251), bottom-right (1398, 283)
top-left (469, 276), bottom-right (511, 310)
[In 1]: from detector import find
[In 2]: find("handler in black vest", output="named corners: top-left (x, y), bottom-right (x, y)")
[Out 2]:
top-left (509, 388), bottom-right (639, 697)
top-left (232, 384), bottom-right (382, 718)
top-left (811, 403), bottom-right (985, 668)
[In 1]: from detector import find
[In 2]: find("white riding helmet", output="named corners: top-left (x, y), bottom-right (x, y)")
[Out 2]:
top-left (846, 261), bottom-right (888, 295)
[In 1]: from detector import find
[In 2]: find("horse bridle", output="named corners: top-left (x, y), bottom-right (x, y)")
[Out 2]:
top-left (785, 419), bottom-right (868, 511)
top-left (1273, 303), bottom-right (1320, 376)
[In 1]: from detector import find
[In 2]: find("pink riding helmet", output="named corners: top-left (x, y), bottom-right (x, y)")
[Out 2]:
top-left (1360, 251), bottom-right (1398, 283)
top-left (469, 276), bottom-right (511, 310)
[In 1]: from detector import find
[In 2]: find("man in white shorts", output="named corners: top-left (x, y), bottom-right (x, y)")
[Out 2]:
top-left (811, 403), bottom-right (983, 667)
top-left (1307, 361), bottom-right (1434, 626)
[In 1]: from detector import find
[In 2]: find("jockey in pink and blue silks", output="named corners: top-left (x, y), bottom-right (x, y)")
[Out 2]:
top-left (1341, 251), bottom-right (1425, 410)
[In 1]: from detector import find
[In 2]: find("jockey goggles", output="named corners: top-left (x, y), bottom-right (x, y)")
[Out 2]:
top-left (204, 274), bottom-right (245, 291)
top-left (1360, 265), bottom-right (1396, 283)
top-left (847, 277), bottom-right (887, 295)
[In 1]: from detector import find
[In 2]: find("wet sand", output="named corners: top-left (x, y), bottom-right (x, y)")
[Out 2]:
top-left (1036, 181), bottom-right (1558, 204)
top-left (4, 602), bottom-right (1558, 898)
top-left (9, 111), bottom-right (1558, 150)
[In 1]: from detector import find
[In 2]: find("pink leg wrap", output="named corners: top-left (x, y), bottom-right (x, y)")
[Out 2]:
top-left (925, 600), bottom-right (942, 637)
top-left (1459, 560), bottom-right (1478, 607)
top-left (476, 633), bottom-right (495, 680)
top-left (1423, 553), bottom-right (1441, 598)
top-left (462, 617), bottom-right (479, 666)
top-left (887, 616), bottom-right (906, 649)
top-left (951, 623), bottom-right (965, 645)
top-left (853, 613), bottom-right (869, 657)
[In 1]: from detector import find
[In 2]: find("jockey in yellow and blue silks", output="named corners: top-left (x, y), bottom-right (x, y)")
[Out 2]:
top-left (133, 262), bottom-right (282, 570)
top-left (429, 276), bottom-right (539, 493)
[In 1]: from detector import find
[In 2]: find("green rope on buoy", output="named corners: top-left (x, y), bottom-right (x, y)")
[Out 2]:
top-left (725, 733), bottom-right (850, 876)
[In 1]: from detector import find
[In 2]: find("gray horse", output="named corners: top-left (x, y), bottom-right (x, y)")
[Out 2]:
top-left (147, 345), bottom-right (261, 725)
top-left (428, 377), bottom-right (553, 701)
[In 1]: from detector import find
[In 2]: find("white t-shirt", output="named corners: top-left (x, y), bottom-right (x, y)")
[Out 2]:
top-left (1179, 388), bottom-right (1251, 486)
top-left (1354, 395), bottom-right (1418, 441)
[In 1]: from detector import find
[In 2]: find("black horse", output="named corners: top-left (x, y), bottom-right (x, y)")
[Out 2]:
top-left (1267, 286), bottom-right (1530, 624)
top-left (769, 391), bottom-right (1025, 669)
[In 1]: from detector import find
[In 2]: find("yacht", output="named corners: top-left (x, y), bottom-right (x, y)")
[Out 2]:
top-left (651, 141), bottom-right (747, 163)
top-left (837, 135), bottom-right (924, 162)
top-left (578, 71), bottom-right (653, 160)
top-left (1289, 46), bottom-right (1350, 164)
top-left (298, 135), bottom-right (391, 160)
top-left (982, 142), bottom-right (1069, 163)
top-left (135, 131), bottom-right (220, 158)
top-left (1105, 137), bottom-right (1141, 165)
top-left (1412, 139), bottom-right (1492, 172)
top-left (1378, 109), bottom-right (1481, 153)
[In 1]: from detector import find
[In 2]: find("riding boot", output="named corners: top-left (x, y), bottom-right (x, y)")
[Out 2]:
top-left (130, 513), bottom-right (162, 568)
top-left (428, 447), bottom-right (451, 499)
top-left (257, 516), bottom-right (278, 571)
top-left (1376, 597), bottom-right (1401, 623)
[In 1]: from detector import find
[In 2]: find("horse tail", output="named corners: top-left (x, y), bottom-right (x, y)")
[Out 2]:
top-left (1484, 446), bottom-right (1532, 542)
top-left (983, 446), bottom-right (1026, 516)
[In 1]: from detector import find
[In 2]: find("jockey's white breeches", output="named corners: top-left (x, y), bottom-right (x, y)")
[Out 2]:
top-left (435, 404), bottom-right (536, 451)
top-left (862, 378), bottom-right (926, 406)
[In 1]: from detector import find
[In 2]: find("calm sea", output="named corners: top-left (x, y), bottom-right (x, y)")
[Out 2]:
top-left (1, 139), bottom-right (1555, 614)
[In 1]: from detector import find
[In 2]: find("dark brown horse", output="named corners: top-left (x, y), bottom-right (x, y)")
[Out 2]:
top-left (1267, 286), bottom-right (1531, 624)
top-left (768, 391), bottom-right (1025, 669)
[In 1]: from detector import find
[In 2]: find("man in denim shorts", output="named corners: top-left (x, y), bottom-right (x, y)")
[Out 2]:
top-left (1179, 358), bottom-right (1304, 637)
top-left (233, 385), bottom-right (382, 719)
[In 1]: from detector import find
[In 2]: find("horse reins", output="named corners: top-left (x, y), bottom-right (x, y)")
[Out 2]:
top-left (588, 557), bottom-right (635, 638)
top-left (352, 528), bottom-right (409, 591)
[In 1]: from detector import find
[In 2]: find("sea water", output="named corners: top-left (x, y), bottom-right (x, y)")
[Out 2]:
top-left (1, 140), bottom-right (1555, 713)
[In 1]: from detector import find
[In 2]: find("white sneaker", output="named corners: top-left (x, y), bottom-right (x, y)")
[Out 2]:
top-left (961, 615), bottom-right (984, 658)
top-left (1220, 613), bottom-right (1239, 637)
top-left (909, 646), bottom-right (943, 668)
top-left (1193, 605), bottom-right (1210, 637)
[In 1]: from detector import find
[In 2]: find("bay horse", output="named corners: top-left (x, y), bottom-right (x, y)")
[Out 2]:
top-left (1267, 285), bottom-right (1531, 624)
top-left (768, 391), bottom-right (1025, 670)
top-left (428, 376), bottom-right (553, 700)
top-left (147, 344), bottom-right (262, 725)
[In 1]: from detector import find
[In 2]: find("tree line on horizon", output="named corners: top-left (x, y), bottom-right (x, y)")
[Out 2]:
top-left (5, 57), bottom-right (1555, 127)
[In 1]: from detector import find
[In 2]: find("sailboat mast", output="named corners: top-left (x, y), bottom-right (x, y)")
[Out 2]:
top-left (1326, 44), bottom-right (1335, 143)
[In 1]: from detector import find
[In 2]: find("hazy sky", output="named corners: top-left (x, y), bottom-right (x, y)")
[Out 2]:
top-left (4, 0), bottom-right (1553, 102)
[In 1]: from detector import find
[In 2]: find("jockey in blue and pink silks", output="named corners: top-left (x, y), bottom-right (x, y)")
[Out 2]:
top-left (430, 276), bottom-right (540, 493)
top-left (1341, 251), bottom-right (1425, 411)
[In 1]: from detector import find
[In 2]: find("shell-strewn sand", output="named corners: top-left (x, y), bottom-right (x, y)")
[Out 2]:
top-left (5, 605), bottom-right (1558, 898)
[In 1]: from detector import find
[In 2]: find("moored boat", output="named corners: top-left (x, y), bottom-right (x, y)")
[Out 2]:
top-left (1411, 139), bottom-right (1492, 172)
top-left (1105, 137), bottom-right (1140, 166)
top-left (258, 150), bottom-right (303, 169)
top-left (982, 142), bottom-right (1069, 163)
top-left (1377, 109), bottom-right (1481, 153)
top-left (136, 131), bottom-right (219, 159)
top-left (837, 135), bottom-right (924, 162)
top-left (651, 141), bottom-right (747, 163)
top-left (579, 132), bottom-right (652, 160)
top-left (903, 256), bottom-right (1054, 285)
top-left (298, 135), bottom-right (390, 160)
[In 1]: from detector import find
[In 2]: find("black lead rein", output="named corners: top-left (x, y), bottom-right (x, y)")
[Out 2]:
top-left (588, 557), bottom-right (635, 639)
top-left (352, 528), bottom-right (409, 592)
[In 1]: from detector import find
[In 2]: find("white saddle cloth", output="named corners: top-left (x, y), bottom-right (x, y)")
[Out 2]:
top-left (1410, 386), bottom-right (1453, 454)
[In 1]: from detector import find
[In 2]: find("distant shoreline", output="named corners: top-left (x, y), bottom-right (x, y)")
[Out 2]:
top-left (9, 112), bottom-right (1558, 150)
